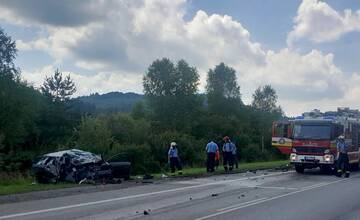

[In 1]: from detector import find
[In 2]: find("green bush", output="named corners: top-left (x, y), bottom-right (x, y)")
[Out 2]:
top-left (147, 131), bottom-right (206, 168)
top-left (108, 144), bottom-right (160, 175)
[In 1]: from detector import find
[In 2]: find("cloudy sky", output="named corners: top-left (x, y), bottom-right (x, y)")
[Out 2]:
top-left (0, 0), bottom-right (360, 116)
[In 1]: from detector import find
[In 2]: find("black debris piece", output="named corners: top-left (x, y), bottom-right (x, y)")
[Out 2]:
top-left (143, 210), bottom-right (150, 215)
top-left (143, 174), bottom-right (154, 180)
top-left (211, 193), bottom-right (218, 197)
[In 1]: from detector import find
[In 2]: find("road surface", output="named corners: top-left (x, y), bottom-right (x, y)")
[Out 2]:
top-left (1, 169), bottom-right (360, 220)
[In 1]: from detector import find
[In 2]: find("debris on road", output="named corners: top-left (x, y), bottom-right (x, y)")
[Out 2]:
top-left (143, 210), bottom-right (150, 215)
top-left (211, 193), bottom-right (218, 197)
top-left (32, 149), bottom-right (131, 184)
top-left (143, 174), bottom-right (154, 180)
top-left (142, 174), bottom-right (154, 183)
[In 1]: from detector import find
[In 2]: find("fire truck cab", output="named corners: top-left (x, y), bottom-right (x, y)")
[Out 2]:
top-left (272, 108), bottom-right (360, 173)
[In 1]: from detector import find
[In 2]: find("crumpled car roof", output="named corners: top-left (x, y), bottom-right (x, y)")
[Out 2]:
top-left (43, 149), bottom-right (102, 165)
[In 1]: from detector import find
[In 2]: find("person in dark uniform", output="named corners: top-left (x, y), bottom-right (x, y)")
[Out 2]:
top-left (206, 140), bottom-right (219, 172)
top-left (168, 142), bottom-right (182, 175)
top-left (222, 136), bottom-right (236, 171)
top-left (336, 135), bottom-right (350, 178)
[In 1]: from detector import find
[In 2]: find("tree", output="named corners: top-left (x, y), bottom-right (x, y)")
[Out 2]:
top-left (38, 69), bottom-right (78, 147)
top-left (206, 63), bottom-right (241, 115)
top-left (143, 58), bottom-right (200, 130)
top-left (76, 116), bottom-right (113, 155)
top-left (251, 85), bottom-right (283, 152)
top-left (143, 58), bottom-right (199, 97)
top-left (131, 101), bottom-right (146, 120)
top-left (41, 69), bottom-right (76, 102)
top-left (0, 28), bottom-right (19, 80)
top-left (252, 85), bottom-right (281, 113)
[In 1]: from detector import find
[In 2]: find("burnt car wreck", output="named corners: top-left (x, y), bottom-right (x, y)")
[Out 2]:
top-left (32, 149), bottom-right (131, 184)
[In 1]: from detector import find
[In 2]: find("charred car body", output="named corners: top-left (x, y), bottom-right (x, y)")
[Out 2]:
top-left (32, 149), bottom-right (131, 183)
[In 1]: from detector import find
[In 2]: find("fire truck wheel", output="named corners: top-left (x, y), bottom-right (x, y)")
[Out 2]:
top-left (295, 165), bottom-right (304, 173)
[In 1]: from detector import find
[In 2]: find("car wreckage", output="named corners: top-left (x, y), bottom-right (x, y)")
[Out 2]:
top-left (32, 149), bottom-right (131, 184)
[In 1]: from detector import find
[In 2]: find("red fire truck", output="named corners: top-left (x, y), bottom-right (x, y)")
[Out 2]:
top-left (272, 108), bottom-right (360, 173)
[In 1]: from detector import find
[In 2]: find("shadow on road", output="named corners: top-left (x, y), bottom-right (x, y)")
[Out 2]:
top-left (300, 168), bottom-right (360, 176)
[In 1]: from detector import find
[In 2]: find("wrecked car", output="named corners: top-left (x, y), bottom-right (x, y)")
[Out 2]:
top-left (32, 149), bottom-right (131, 184)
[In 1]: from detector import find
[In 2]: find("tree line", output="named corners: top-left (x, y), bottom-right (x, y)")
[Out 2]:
top-left (0, 27), bottom-right (284, 175)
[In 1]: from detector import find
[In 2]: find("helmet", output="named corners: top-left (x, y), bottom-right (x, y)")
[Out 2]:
top-left (170, 142), bottom-right (177, 147)
top-left (338, 135), bottom-right (345, 140)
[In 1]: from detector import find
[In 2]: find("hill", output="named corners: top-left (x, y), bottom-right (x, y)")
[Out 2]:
top-left (74, 92), bottom-right (144, 113)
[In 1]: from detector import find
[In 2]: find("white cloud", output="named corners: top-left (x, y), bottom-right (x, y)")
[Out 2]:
top-left (2, 0), bottom-right (360, 115)
top-left (288, 0), bottom-right (360, 45)
top-left (22, 65), bottom-right (143, 96)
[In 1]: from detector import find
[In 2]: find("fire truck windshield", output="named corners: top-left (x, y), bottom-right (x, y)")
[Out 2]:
top-left (293, 124), bottom-right (331, 140)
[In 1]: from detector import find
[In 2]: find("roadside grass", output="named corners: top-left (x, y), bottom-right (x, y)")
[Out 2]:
top-left (0, 160), bottom-right (289, 196)
top-left (153, 160), bottom-right (290, 178)
top-left (0, 173), bottom-right (77, 196)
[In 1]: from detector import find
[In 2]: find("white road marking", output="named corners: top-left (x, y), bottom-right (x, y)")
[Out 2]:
top-left (217, 197), bottom-right (268, 211)
top-left (194, 177), bottom-right (349, 220)
top-left (249, 186), bottom-right (298, 190)
top-left (0, 171), bottom-right (292, 220)
top-left (301, 182), bottom-right (328, 190)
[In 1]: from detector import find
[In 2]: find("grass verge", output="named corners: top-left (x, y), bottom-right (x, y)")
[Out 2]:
top-left (0, 160), bottom-right (289, 196)
top-left (0, 182), bottom-right (78, 196)
top-left (153, 160), bottom-right (290, 178)
top-left (0, 173), bottom-right (78, 196)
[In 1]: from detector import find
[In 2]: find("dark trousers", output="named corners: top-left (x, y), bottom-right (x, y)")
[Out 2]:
top-left (223, 152), bottom-right (234, 171)
top-left (170, 157), bottom-right (182, 173)
top-left (207, 152), bottom-right (216, 172)
top-left (337, 153), bottom-right (350, 176)
top-left (233, 154), bottom-right (238, 169)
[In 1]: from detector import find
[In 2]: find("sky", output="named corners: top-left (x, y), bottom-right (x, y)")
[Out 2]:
top-left (0, 0), bottom-right (360, 116)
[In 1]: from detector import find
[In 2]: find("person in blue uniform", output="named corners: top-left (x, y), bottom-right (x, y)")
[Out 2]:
top-left (206, 141), bottom-right (219, 172)
top-left (336, 135), bottom-right (350, 178)
top-left (168, 142), bottom-right (182, 174)
top-left (222, 136), bottom-right (236, 171)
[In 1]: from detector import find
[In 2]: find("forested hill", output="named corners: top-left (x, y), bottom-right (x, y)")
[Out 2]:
top-left (75, 92), bottom-right (144, 113)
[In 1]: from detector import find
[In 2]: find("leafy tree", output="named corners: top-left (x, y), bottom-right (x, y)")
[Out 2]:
top-left (251, 85), bottom-right (283, 152)
top-left (206, 63), bottom-right (241, 115)
top-left (0, 28), bottom-right (19, 80)
top-left (143, 58), bottom-right (176, 97)
top-left (174, 60), bottom-right (199, 96)
top-left (41, 69), bottom-right (76, 102)
top-left (131, 101), bottom-right (146, 120)
top-left (252, 85), bottom-right (281, 113)
top-left (143, 58), bottom-right (201, 130)
top-left (76, 116), bottom-right (113, 155)
top-left (0, 77), bottom-right (44, 151)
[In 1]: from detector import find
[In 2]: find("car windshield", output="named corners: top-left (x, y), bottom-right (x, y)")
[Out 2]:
top-left (293, 124), bottom-right (331, 140)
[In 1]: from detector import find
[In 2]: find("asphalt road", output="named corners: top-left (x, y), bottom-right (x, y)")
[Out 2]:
top-left (1, 169), bottom-right (360, 220)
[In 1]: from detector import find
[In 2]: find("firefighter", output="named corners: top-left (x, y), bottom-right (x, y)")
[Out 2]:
top-left (222, 136), bottom-right (236, 171)
top-left (168, 142), bottom-right (182, 175)
top-left (336, 135), bottom-right (350, 178)
top-left (206, 140), bottom-right (219, 172)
